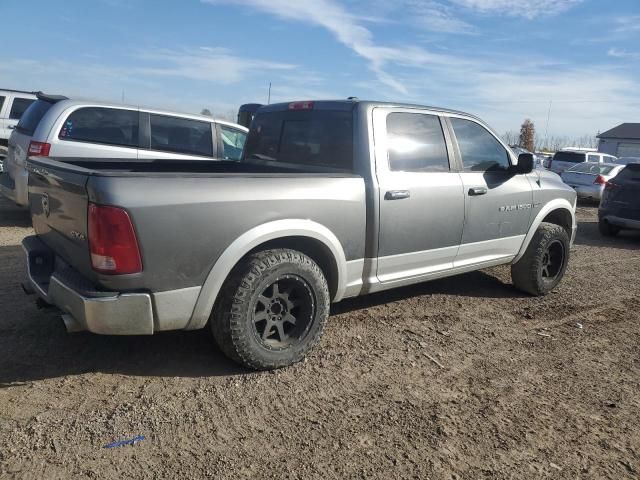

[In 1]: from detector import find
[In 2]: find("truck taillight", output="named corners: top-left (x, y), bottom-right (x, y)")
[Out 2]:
top-left (594, 175), bottom-right (607, 186)
top-left (28, 141), bottom-right (51, 157)
top-left (88, 203), bottom-right (142, 274)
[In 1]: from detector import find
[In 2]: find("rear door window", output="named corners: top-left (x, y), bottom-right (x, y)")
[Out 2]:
top-left (150, 114), bottom-right (213, 157)
top-left (587, 154), bottom-right (600, 163)
top-left (219, 125), bottom-right (247, 160)
top-left (0, 96), bottom-right (5, 114)
top-left (553, 151), bottom-right (586, 163)
top-left (450, 117), bottom-right (510, 172)
top-left (386, 112), bottom-right (450, 172)
top-left (9, 98), bottom-right (35, 120)
top-left (59, 107), bottom-right (139, 148)
top-left (244, 109), bottom-right (353, 171)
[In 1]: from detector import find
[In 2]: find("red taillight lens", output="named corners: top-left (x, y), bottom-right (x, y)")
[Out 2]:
top-left (88, 203), bottom-right (142, 274)
top-left (594, 175), bottom-right (607, 185)
top-left (288, 101), bottom-right (314, 110)
top-left (28, 141), bottom-right (51, 157)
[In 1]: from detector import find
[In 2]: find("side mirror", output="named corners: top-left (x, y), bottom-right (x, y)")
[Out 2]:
top-left (516, 153), bottom-right (534, 174)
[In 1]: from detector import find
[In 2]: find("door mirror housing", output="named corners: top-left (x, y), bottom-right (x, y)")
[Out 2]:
top-left (515, 153), bottom-right (534, 174)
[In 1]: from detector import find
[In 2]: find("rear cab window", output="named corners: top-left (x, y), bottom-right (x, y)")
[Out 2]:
top-left (243, 106), bottom-right (353, 171)
top-left (150, 114), bottom-right (213, 157)
top-left (15, 100), bottom-right (54, 135)
top-left (59, 107), bottom-right (139, 148)
top-left (553, 151), bottom-right (586, 163)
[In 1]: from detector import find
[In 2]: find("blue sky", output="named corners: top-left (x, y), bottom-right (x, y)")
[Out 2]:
top-left (2, 0), bottom-right (639, 137)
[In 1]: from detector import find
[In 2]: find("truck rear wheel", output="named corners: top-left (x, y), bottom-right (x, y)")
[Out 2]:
top-left (211, 249), bottom-right (330, 370)
top-left (511, 222), bottom-right (569, 296)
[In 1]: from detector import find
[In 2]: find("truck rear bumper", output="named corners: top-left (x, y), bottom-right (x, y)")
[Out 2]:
top-left (23, 235), bottom-right (154, 335)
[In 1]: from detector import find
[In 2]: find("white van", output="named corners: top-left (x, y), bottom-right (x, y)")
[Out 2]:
top-left (0, 89), bottom-right (37, 147)
top-left (0, 94), bottom-right (248, 207)
top-left (549, 149), bottom-right (617, 175)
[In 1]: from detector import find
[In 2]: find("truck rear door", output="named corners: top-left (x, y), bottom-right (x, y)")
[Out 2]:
top-left (27, 158), bottom-right (94, 278)
top-left (372, 108), bottom-right (465, 284)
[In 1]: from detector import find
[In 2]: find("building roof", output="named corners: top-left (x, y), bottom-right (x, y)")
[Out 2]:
top-left (597, 123), bottom-right (640, 140)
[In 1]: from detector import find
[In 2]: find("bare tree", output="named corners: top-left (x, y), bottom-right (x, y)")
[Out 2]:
top-left (518, 119), bottom-right (535, 152)
top-left (200, 108), bottom-right (213, 117)
top-left (501, 130), bottom-right (519, 146)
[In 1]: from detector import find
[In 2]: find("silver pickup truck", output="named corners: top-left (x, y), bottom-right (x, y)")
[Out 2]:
top-left (22, 100), bottom-right (577, 370)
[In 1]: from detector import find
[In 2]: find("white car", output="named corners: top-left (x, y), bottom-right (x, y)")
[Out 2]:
top-left (0, 94), bottom-right (248, 207)
top-left (0, 89), bottom-right (37, 147)
top-left (548, 149), bottom-right (617, 175)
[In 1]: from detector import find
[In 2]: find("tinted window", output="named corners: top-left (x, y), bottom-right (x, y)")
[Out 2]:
top-left (386, 113), bottom-right (449, 172)
top-left (15, 99), bottom-right (54, 135)
top-left (60, 107), bottom-right (138, 148)
top-left (150, 114), bottom-right (213, 157)
top-left (450, 117), bottom-right (510, 172)
top-left (9, 98), bottom-right (35, 120)
top-left (244, 110), bottom-right (353, 171)
top-left (553, 151), bottom-right (586, 163)
top-left (0, 96), bottom-right (5, 112)
top-left (615, 164), bottom-right (640, 181)
top-left (219, 125), bottom-right (247, 160)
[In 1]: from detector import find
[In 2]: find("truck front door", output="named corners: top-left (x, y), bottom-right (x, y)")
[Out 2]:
top-left (373, 108), bottom-right (465, 284)
top-left (445, 116), bottom-right (534, 267)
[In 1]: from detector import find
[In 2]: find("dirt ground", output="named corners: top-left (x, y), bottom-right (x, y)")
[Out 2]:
top-left (1, 195), bottom-right (639, 480)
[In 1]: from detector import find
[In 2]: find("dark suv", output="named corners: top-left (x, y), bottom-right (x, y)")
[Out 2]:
top-left (599, 163), bottom-right (640, 236)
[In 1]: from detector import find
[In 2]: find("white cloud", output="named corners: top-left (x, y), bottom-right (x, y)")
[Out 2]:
top-left (202, 0), bottom-right (424, 93)
top-left (614, 15), bottom-right (640, 34)
top-left (607, 48), bottom-right (640, 59)
top-left (135, 47), bottom-right (295, 84)
top-left (449, 0), bottom-right (582, 19)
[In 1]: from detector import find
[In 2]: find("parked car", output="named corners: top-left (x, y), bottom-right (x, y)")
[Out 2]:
top-left (0, 89), bottom-right (37, 147)
top-left (0, 94), bottom-right (248, 207)
top-left (599, 163), bottom-right (640, 236)
top-left (549, 150), bottom-right (617, 174)
top-left (21, 99), bottom-right (577, 370)
top-left (560, 162), bottom-right (625, 202)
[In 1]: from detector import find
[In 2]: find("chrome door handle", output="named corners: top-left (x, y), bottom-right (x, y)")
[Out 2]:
top-left (7, 125), bottom-right (15, 130)
top-left (468, 187), bottom-right (487, 196)
top-left (385, 190), bottom-right (410, 200)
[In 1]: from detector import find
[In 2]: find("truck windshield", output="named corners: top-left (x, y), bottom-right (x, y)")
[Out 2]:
top-left (243, 109), bottom-right (353, 171)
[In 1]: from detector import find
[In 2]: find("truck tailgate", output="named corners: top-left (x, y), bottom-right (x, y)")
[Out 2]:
top-left (27, 160), bottom-right (93, 278)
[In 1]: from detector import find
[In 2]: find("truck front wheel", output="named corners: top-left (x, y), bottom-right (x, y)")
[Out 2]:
top-left (511, 222), bottom-right (570, 296)
top-left (211, 249), bottom-right (330, 370)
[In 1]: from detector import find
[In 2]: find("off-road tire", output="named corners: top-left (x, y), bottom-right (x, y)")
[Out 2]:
top-left (211, 249), bottom-right (330, 370)
top-left (598, 219), bottom-right (620, 237)
top-left (511, 222), bottom-right (570, 296)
